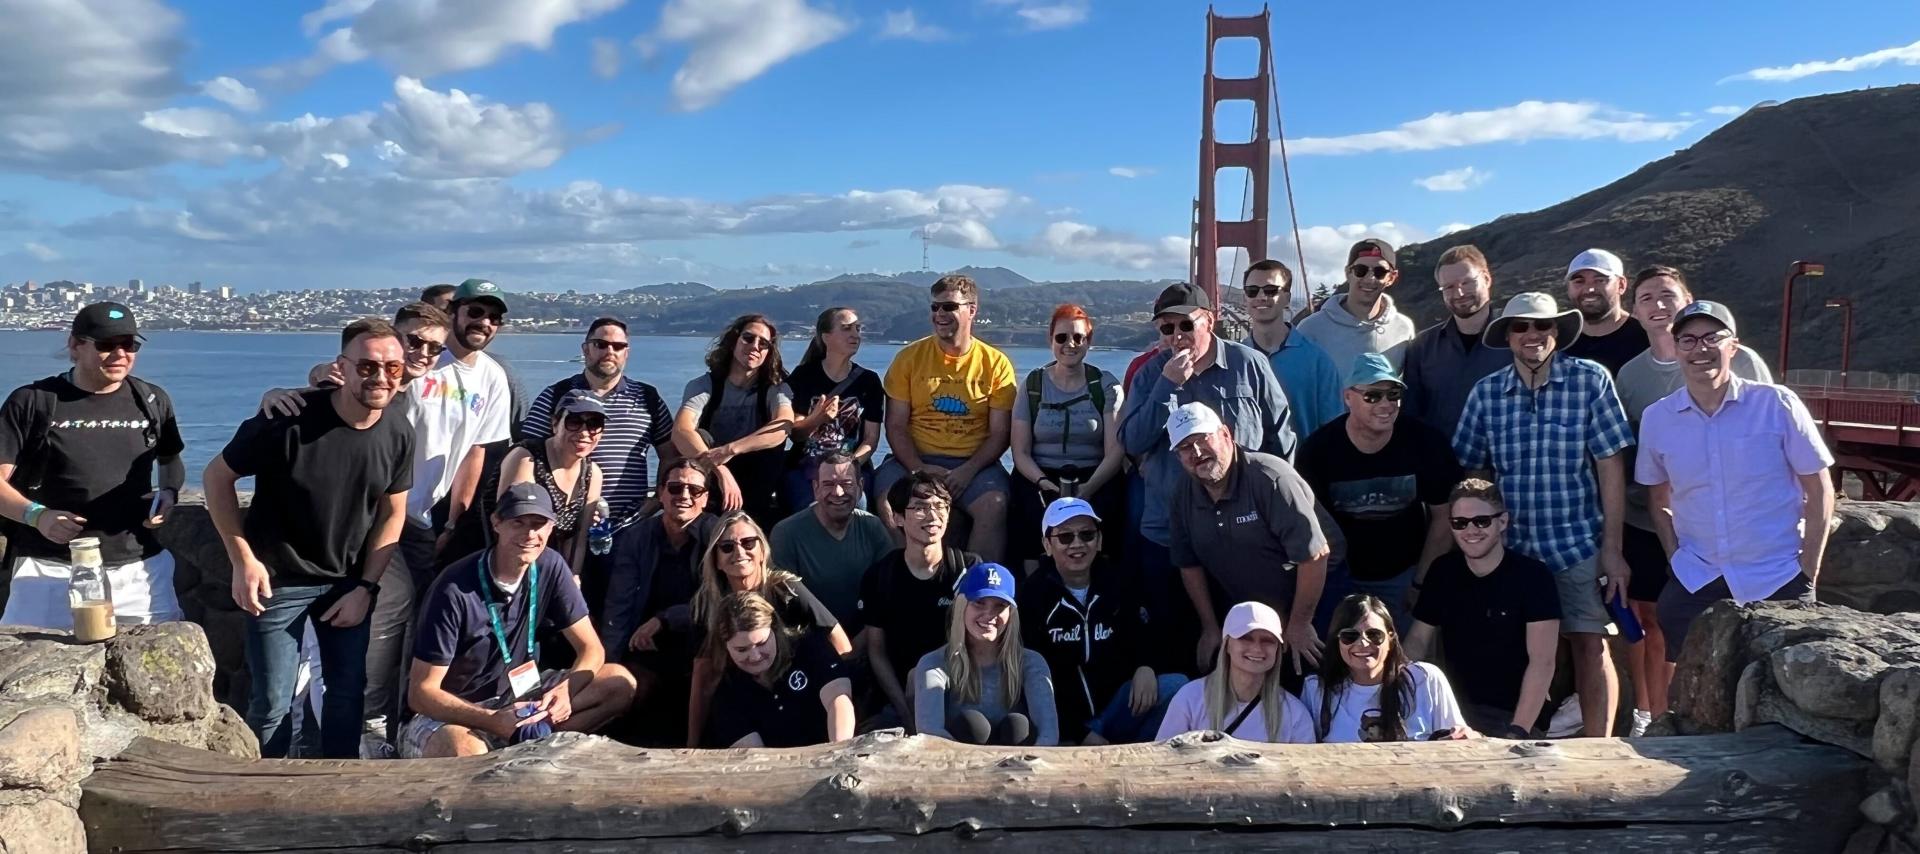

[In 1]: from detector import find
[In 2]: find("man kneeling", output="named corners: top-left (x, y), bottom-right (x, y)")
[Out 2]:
top-left (403, 483), bottom-right (605, 757)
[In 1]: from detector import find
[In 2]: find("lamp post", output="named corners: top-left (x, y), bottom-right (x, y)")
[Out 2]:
top-left (1779, 260), bottom-right (1826, 375)
top-left (1824, 297), bottom-right (1853, 389)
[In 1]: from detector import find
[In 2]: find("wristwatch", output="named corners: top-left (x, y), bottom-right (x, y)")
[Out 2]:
top-left (351, 578), bottom-right (381, 594)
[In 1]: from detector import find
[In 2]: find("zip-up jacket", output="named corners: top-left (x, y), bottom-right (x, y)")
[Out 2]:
top-left (1017, 559), bottom-right (1153, 741)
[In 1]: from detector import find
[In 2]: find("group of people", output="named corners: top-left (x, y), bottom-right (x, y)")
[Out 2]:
top-left (0, 239), bottom-right (1837, 756)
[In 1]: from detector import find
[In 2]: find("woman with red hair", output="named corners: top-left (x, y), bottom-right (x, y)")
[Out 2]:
top-left (1009, 304), bottom-right (1127, 572)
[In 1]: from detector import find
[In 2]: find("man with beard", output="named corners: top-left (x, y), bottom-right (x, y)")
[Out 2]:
top-left (1405, 479), bottom-right (1561, 739)
top-left (1561, 249), bottom-right (1649, 375)
top-left (1402, 244), bottom-right (1511, 438)
top-left (1296, 238), bottom-right (1418, 374)
top-left (205, 318), bottom-right (413, 758)
top-left (772, 452), bottom-right (892, 631)
top-left (1242, 260), bottom-right (1343, 439)
top-left (860, 472), bottom-right (978, 732)
top-left (1454, 293), bottom-right (1635, 737)
top-left (0, 302), bottom-right (186, 629)
top-left (424, 279), bottom-right (517, 564)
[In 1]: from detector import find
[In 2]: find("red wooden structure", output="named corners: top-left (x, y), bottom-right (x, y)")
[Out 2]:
top-left (1190, 6), bottom-right (1273, 308)
top-left (1779, 262), bottom-right (1920, 500)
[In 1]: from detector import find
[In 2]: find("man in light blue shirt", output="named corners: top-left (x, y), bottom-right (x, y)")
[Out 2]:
top-left (1241, 260), bottom-right (1343, 440)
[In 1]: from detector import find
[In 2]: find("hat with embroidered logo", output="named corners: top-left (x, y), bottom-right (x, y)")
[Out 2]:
top-left (494, 481), bottom-right (556, 522)
top-left (71, 302), bottom-right (142, 341)
top-left (1166, 401), bottom-right (1224, 449)
top-left (1566, 248), bottom-right (1626, 280)
top-left (452, 278), bottom-right (508, 312)
top-left (956, 562), bottom-right (1017, 604)
top-left (1673, 300), bottom-right (1737, 336)
top-left (1040, 497), bottom-right (1101, 535)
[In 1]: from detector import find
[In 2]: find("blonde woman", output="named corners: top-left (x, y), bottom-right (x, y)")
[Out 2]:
top-left (911, 563), bottom-right (1058, 745)
top-left (685, 511), bottom-right (850, 747)
top-left (1156, 602), bottom-right (1314, 743)
top-left (708, 591), bottom-right (855, 748)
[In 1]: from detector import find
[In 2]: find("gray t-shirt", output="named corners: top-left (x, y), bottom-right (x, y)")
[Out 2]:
top-left (679, 375), bottom-right (794, 446)
top-left (1616, 344), bottom-right (1772, 529)
top-left (913, 646), bottom-right (1059, 746)
top-left (1169, 448), bottom-right (1342, 614)
top-left (1012, 365), bottom-right (1123, 471)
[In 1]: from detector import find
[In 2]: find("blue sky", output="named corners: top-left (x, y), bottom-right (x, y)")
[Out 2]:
top-left (2, 0), bottom-right (1917, 292)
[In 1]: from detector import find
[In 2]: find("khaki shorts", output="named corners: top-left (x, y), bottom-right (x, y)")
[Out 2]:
top-left (1553, 554), bottom-right (1618, 636)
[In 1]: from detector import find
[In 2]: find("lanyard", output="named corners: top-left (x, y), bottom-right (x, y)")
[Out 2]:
top-left (477, 551), bottom-right (538, 665)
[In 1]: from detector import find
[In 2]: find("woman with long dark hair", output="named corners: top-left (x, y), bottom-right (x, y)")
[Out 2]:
top-left (707, 590), bottom-right (856, 748)
top-left (1301, 594), bottom-right (1472, 743)
top-left (782, 307), bottom-right (884, 510)
top-left (1009, 304), bottom-right (1126, 572)
top-left (674, 314), bottom-right (795, 529)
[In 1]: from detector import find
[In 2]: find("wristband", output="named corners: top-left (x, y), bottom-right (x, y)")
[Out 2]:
top-left (23, 502), bottom-right (46, 526)
top-left (352, 578), bottom-right (380, 594)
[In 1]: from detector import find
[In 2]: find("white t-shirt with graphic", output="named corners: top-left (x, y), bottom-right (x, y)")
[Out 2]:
top-left (406, 351), bottom-right (512, 525)
top-left (1299, 661), bottom-right (1467, 743)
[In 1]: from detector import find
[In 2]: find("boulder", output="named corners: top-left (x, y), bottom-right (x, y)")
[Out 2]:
top-left (0, 799), bottom-right (85, 853)
top-left (0, 629), bottom-right (105, 704)
top-left (1772, 640), bottom-right (1890, 721)
top-left (1823, 502), bottom-right (1920, 614)
top-left (103, 623), bottom-right (216, 724)
top-left (1877, 669), bottom-right (1920, 772)
top-left (1671, 601), bottom-right (1755, 730)
top-left (202, 703), bottom-right (260, 761)
top-left (0, 706), bottom-right (85, 800)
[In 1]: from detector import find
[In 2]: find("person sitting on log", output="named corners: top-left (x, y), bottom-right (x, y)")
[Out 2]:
top-left (401, 483), bottom-right (605, 757)
top-left (706, 590), bottom-right (856, 748)
top-left (687, 511), bottom-right (850, 747)
top-left (913, 562), bottom-right (1060, 746)
top-left (859, 471), bottom-right (979, 733)
top-left (1156, 601), bottom-right (1314, 743)
top-left (1301, 594), bottom-right (1473, 743)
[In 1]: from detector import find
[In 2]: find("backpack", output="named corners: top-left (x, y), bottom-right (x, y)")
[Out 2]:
top-left (1024, 364), bottom-right (1106, 454)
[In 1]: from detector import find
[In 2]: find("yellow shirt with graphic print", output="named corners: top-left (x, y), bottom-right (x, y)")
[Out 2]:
top-left (882, 336), bottom-right (1017, 458)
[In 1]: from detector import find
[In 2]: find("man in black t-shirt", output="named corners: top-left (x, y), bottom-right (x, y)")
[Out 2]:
top-left (1561, 249), bottom-right (1650, 375)
top-left (1406, 479), bottom-right (1561, 738)
top-left (0, 302), bottom-right (186, 629)
top-left (1297, 353), bottom-right (1460, 634)
top-left (204, 318), bottom-right (414, 759)
top-left (858, 471), bottom-right (977, 732)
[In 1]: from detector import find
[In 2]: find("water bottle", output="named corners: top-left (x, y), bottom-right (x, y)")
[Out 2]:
top-left (587, 498), bottom-right (614, 556)
top-left (1604, 583), bottom-right (1645, 644)
top-left (67, 537), bottom-right (116, 643)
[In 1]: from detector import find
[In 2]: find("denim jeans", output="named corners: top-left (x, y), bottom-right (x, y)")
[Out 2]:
top-left (1086, 674), bottom-right (1190, 743)
top-left (244, 581), bottom-right (371, 759)
top-left (1314, 562), bottom-right (1416, 639)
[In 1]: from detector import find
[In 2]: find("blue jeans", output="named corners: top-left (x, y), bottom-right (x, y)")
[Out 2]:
top-left (1314, 563), bottom-right (1416, 639)
top-left (244, 582), bottom-right (371, 759)
top-left (1087, 674), bottom-right (1190, 743)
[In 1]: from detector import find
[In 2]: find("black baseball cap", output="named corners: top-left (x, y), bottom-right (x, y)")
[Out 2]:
top-left (494, 481), bottom-right (556, 522)
top-left (1152, 283), bottom-right (1213, 317)
top-left (72, 302), bottom-right (142, 341)
top-left (1348, 238), bottom-right (1398, 269)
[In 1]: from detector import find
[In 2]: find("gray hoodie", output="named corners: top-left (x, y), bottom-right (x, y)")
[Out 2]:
top-left (1294, 292), bottom-right (1417, 376)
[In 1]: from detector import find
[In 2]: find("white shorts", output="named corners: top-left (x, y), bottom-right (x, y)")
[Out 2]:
top-left (2, 551), bottom-right (185, 630)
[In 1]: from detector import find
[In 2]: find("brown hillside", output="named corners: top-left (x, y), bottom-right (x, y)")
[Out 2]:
top-left (1392, 84), bottom-right (1920, 375)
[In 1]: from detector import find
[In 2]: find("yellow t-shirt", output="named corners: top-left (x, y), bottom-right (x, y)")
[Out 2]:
top-left (883, 336), bottom-right (1017, 458)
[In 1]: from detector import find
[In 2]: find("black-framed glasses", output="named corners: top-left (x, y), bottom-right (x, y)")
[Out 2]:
top-left (1243, 284), bottom-right (1286, 299)
top-left (1336, 627), bottom-right (1390, 646)
top-left (352, 360), bottom-right (405, 381)
top-left (562, 414), bottom-right (606, 433)
top-left (84, 337), bottom-right (142, 354)
top-left (1349, 264), bottom-right (1392, 280)
top-left (738, 330), bottom-right (772, 351)
top-left (717, 536), bottom-right (761, 555)
top-left (1508, 318), bottom-right (1556, 335)
top-left (1157, 319), bottom-right (1196, 336)
top-left (1053, 332), bottom-right (1088, 347)
top-left (463, 304), bottom-right (503, 324)
top-left (931, 301), bottom-right (972, 314)
top-left (1449, 513), bottom-right (1505, 530)
top-left (664, 482), bottom-right (708, 498)
top-left (1676, 331), bottom-right (1733, 351)
top-left (1438, 277), bottom-right (1484, 294)
top-left (905, 500), bottom-right (949, 516)
top-left (588, 339), bottom-right (629, 352)
top-left (1048, 529), bottom-right (1099, 545)
top-left (403, 334), bottom-right (445, 357)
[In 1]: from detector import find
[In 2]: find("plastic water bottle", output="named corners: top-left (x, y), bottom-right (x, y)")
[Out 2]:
top-left (587, 499), bottom-right (614, 556)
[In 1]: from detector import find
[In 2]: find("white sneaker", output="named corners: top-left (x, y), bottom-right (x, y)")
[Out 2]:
top-left (359, 733), bottom-right (396, 760)
top-left (1630, 708), bottom-right (1653, 738)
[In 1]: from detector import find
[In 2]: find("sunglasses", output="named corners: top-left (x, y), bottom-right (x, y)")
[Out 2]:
top-left (1508, 318), bottom-right (1557, 335)
top-left (562, 414), bottom-right (606, 433)
top-left (588, 339), bottom-right (629, 352)
top-left (1337, 627), bottom-right (1390, 646)
top-left (665, 482), bottom-right (709, 498)
top-left (1349, 264), bottom-right (1393, 280)
top-left (737, 331), bottom-right (772, 351)
top-left (1053, 332), bottom-right (1088, 347)
top-left (1243, 284), bottom-right (1287, 299)
top-left (1048, 529), bottom-right (1099, 545)
top-left (1359, 388), bottom-right (1403, 405)
top-left (352, 360), bottom-right (406, 381)
top-left (1675, 331), bottom-right (1733, 351)
top-left (1449, 513), bottom-right (1505, 530)
top-left (403, 333), bottom-right (445, 357)
top-left (931, 301), bottom-right (972, 314)
top-left (717, 536), bottom-right (761, 555)
top-left (1157, 319), bottom-right (1196, 336)
top-left (85, 337), bottom-right (142, 354)
top-left (463, 304), bottom-right (504, 324)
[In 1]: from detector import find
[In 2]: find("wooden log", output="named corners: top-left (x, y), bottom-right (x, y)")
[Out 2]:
top-left (81, 726), bottom-right (1864, 853)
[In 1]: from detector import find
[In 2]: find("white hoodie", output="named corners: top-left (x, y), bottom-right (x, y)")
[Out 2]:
top-left (1295, 292), bottom-right (1417, 377)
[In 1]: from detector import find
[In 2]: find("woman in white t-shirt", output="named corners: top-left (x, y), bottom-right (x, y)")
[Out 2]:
top-left (1155, 602), bottom-right (1314, 744)
top-left (1302, 594), bottom-right (1473, 743)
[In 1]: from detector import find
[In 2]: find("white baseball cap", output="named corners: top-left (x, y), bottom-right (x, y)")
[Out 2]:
top-left (1166, 401), bottom-right (1223, 449)
top-left (1566, 248), bottom-right (1625, 280)
top-left (1223, 601), bottom-right (1284, 639)
top-left (1040, 497), bottom-right (1101, 535)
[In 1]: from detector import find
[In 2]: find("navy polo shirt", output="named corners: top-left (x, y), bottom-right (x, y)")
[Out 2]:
top-left (707, 628), bottom-right (848, 748)
top-left (413, 547), bottom-right (590, 706)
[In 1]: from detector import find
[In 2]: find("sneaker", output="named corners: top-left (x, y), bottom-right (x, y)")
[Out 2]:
top-left (359, 733), bottom-right (396, 760)
top-left (1630, 708), bottom-right (1653, 738)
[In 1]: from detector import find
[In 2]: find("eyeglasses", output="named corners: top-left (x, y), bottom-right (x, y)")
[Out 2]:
top-left (1675, 331), bottom-right (1734, 351)
top-left (1243, 284), bottom-right (1287, 299)
top-left (1157, 319), bottom-right (1196, 336)
top-left (1508, 318), bottom-right (1556, 335)
top-left (562, 414), bottom-right (606, 433)
top-left (1336, 627), bottom-right (1390, 646)
top-left (1439, 277), bottom-right (1484, 294)
top-left (351, 360), bottom-right (406, 381)
top-left (931, 301), bottom-right (972, 314)
top-left (1349, 264), bottom-right (1393, 280)
top-left (1053, 332), bottom-right (1088, 347)
top-left (717, 536), bottom-right (761, 555)
top-left (85, 337), bottom-right (142, 354)
top-left (737, 331), bottom-right (772, 351)
top-left (905, 501), bottom-right (949, 516)
top-left (1359, 388), bottom-right (1403, 405)
top-left (403, 334), bottom-right (445, 357)
top-left (664, 482), bottom-right (708, 498)
top-left (1449, 513), bottom-right (1505, 530)
top-left (588, 339), bottom-right (629, 352)
top-left (463, 304), bottom-right (503, 325)
top-left (1048, 529), bottom-right (1099, 545)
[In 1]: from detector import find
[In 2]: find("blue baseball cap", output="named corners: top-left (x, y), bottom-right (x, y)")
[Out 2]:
top-left (1346, 352), bottom-right (1404, 389)
top-left (956, 562), bottom-right (1016, 604)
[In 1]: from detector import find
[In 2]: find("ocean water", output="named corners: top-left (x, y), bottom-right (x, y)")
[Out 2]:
top-left (0, 330), bottom-right (1109, 485)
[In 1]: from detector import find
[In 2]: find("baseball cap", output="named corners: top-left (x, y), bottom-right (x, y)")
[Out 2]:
top-left (1166, 401), bottom-right (1223, 449)
top-left (1152, 282), bottom-right (1212, 317)
top-left (1040, 497), bottom-right (1101, 535)
top-left (558, 389), bottom-right (607, 418)
top-left (494, 481), bottom-right (556, 522)
top-left (1348, 238), bottom-right (1397, 269)
top-left (453, 278), bottom-right (508, 312)
top-left (1566, 249), bottom-right (1625, 280)
top-left (956, 562), bottom-right (1017, 604)
top-left (72, 302), bottom-right (142, 340)
top-left (1346, 352), bottom-right (1404, 389)
top-left (1222, 601), bottom-right (1284, 639)
top-left (1673, 300), bottom-right (1737, 335)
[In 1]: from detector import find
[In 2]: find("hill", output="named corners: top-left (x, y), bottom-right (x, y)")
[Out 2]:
top-left (620, 281), bottom-right (716, 298)
top-left (1391, 84), bottom-right (1920, 374)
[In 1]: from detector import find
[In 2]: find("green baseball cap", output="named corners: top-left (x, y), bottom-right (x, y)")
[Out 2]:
top-left (452, 278), bottom-right (507, 312)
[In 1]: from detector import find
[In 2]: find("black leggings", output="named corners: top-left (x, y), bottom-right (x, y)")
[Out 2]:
top-left (948, 710), bottom-right (1035, 746)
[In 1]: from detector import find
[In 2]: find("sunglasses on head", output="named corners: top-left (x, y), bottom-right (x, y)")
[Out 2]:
top-left (1048, 529), bottom-right (1099, 545)
top-left (1337, 627), bottom-right (1390, 646)
top-left (562, 414), bottom-right (605, 433)
top-left (463, 304), bottom-right (503, 324)
top-left (352, 360), bottom-right (405, 381)
top-left (1157, 319), bottom-right (1196, 336)
top-left (717, 536), bottom-right (761, 555)
top-left (1243, 284), bottom-right (1286, 299)
top-left (1508, 318), bottom-right (1556, 334)
top-left (85, 337), bottom-right (142, 354)
top-left (1359, 388), bottom-right (1403, 405)
top-left (1349, 264), bottom-right (1393, 280)
top-left (737, 330), bottom-right (771, 351)
top-left (1053, 332), bottom-right (1088, 347)
top-left (665, 481), bottom-right (708, 498)
top-left (403, 334), bottom-right (445, 357)
top-left (1449, 512), bottom-right (1505, 530)
top-left (931, 301), bottom-right (971, 314)
top-left (588, 338), bottom-right (629, 352)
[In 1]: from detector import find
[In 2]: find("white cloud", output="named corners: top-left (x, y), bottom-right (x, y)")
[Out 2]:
top-left (200, 76), bottom-right (263, 112)
top-left (1414, 166), bottom-right (1490, 192)
top-left (590, 37), bottom-right (623, 79)
top-left (278, 0), bottom-right (626, 82)
top-left (0, 0), bottom-right (186, 114)
top-left (1438, 222), bottom-right (1471, 236)
top-left (24, 242), bottom-right (61, 262)
top-left (1705, 105), bottom-right (1747, 116)
top-left (1723, 39), bottom-right (1920, 83)
top-left (1014, 221), bottom-right (1185, 271)
top-left (878, 9), bottom-right (952, 41)
top-left (377, 77), bottom-right (568, 178)
top-left (1107, 166), bottom-right (1154, 179)
top-left (321, 152), bottom-right (351, 169)
top-left (1271, 222), bottom-right (1434, 290)
top-left (988, 0), bottom-right (1090, 31)
top-left (1287, 101), bottom-right (1695, 156)
top-left (638, 0), bottom-right (852, 111)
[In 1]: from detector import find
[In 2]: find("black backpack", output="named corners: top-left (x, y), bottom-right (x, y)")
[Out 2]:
top-left (1024, 364), bottom-right (1106, 454)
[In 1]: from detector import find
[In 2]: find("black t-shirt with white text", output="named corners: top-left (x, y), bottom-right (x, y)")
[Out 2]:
top-left (858, 548), bottom-right (976, 689)
top-left (784, 361), bottom-right (885, 466)
top-left (1412, 550), bottom-right (1562, 715)
top-left (708, 627), bottom-right (848, 748)
top-left (1297, 415), bottom-right (1461, 581)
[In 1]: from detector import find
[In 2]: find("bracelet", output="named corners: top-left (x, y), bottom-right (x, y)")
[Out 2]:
top-left (352, 578), bottom-right (380, 594)
top-left (23, 502), bottom-right (46, 526)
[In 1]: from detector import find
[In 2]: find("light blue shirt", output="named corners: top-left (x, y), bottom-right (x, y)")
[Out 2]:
top-left (1247, 329), bottom-right (1344, 439)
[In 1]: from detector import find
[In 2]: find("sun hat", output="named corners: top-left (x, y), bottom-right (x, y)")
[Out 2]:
top-left (1483, 292), bottom-right (1583, 349)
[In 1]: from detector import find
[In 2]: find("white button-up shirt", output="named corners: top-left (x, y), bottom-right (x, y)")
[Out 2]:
top-left (1635, 378), bottom-right (1833, 602)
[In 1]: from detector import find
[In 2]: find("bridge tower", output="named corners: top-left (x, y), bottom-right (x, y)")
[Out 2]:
top-left (1191, 6), bottom-right (1274, 308)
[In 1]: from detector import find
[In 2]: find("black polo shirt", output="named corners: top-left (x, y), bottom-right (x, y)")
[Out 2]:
top-left (708, 627), bottom-right (848, 747)
top-left (1169, 447), bottom-right (1340, 613)
top-left (414, 547), bottom-right (590, 706)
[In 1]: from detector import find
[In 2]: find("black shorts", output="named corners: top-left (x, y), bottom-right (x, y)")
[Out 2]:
top-left (1622, 525), bottom-right (1670, 603)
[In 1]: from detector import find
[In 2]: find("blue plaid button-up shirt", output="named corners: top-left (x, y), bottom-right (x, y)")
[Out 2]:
top-left (1452, 356), bottom-right (1634, 572)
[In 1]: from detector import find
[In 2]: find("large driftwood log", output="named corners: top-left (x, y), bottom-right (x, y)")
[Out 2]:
top-left (82, 726), bottom-right (1863, 852)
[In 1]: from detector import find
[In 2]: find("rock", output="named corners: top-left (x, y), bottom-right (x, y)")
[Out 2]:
top-left (1823, 502), bottom-right (1920, 614)
top-left (0, 799), bottom-right (85, 853)
top-left (1755, 675), bottom-right (1876, 757)
top-left (103, 623), bottom-right (216, 724)
top-left (0, 629), bottom-right (105, 704)
top-left (1734, 660), bottom-right (1766, 731)
top-left (203, 703), bottom-right (260, 760)
top-left (1877, 669), bottom-right (1920, 773)
top-left (1671, 601), bottom-right (1755, 731)
top-left (1845, 824), bottom-right (1890, 854)
top-left (0, 706), bottom-right (85, 799)
top-left (1862, 784), bottom-right (1909, 827)
top-left (1772, 640), bottom-right (1890, 721)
